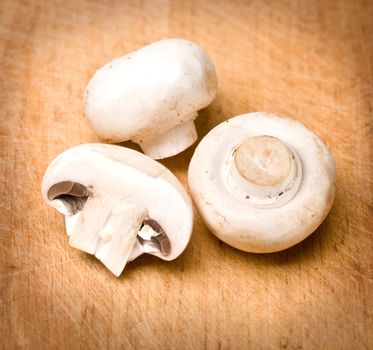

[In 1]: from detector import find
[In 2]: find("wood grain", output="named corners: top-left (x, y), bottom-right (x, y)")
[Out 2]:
top-left (0, 0), bottom-right (372, 349)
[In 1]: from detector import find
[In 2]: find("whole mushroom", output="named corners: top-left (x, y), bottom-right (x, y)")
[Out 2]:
top-left (188, 112), bottom-right (336, 253)
top-left (42, 144), bottom-right (193, 276)
top-left (85, 39), bottom-right (218, 159)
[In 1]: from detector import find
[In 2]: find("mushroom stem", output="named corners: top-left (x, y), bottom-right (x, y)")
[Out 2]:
top-left (65, 214), bottom-right (171, 256)
top-left (67, 196), bottom-right (146, 276)
top-left (137, 118), bottom-right (197, 159)
top-left (226, 135), bottom-right (302, 208)
top-left (96, 211), bottom-right (143, 277)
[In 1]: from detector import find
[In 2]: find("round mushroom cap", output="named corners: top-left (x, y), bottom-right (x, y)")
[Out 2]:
top-left (85, 39), bottom-right (218, 142)
top-left (188, 112), bottom-right (336, 253)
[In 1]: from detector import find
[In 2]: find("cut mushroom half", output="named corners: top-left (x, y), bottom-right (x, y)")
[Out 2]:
top-left (41, 144), bottom-right (193, 276)
top-left (84, 38), bottom-right (218, 159)
top-left (188, 112), bottom-right (336, 253)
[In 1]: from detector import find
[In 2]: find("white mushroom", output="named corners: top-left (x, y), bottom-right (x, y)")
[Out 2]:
top-left (188, 112), bottom-right (336, 253)
top-left (85, 39), bottom-right (218, 159)
top-left (41, 144), bottom-right (193, 276)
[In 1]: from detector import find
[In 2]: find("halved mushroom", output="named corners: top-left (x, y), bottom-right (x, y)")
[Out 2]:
top-left (41, 144), bottom-right (193, 276)
top-left (84, 38), bottom-right (218, 159)
top-left (188, 112), bottom-right (336, 253)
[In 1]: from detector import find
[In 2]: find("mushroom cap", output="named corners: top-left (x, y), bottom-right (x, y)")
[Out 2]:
top-left (42, 144), bottom-right (193, 261)
top-left (188, 112), bottom-right (336, 253)
top-left (85, 38), bottom-right (218, 142)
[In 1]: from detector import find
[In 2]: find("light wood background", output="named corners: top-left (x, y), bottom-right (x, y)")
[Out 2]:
top-left (0, 0), bottom-right (372, 349)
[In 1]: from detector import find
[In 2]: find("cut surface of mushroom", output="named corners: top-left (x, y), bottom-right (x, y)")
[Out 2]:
top-left (227, 135), bottom-right (303, 208)
top-left (84, 39), bottom-right (218, 159)
top-left (42, 144), bottom-right (193, 276)
top-left (188, 112), bottom-right (336, 253)
top-left (235, 136), bottom-right (292, 187)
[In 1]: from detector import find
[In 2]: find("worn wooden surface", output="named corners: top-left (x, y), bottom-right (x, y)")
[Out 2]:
top-left (0, 0), bottom-right (372, 349)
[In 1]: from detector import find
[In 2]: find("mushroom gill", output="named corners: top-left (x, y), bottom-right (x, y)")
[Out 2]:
top-left (138, 219), bottom-right (171, 256)
top-left (47, 181), bottom-right (88, 215)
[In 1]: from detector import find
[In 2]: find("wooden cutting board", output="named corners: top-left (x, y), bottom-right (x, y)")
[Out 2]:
top-left (1, 0), bottom-right (372, 348)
